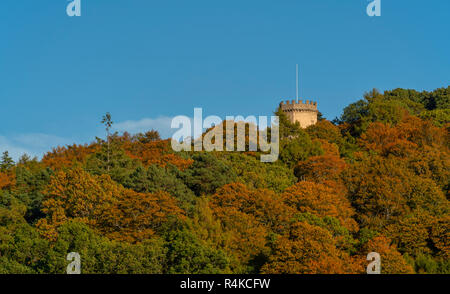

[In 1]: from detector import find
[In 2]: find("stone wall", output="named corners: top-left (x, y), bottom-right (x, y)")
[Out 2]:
top-left (279, 100), bottom-right (318, 128)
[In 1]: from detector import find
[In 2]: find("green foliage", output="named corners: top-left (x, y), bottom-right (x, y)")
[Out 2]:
top-left (279, 132), bottom-right (323, 167)
top-left (366, 99), bottom-right (408, 125)
top-left (131, 130), bottom-right (161, 143)
top-left (0, 151), bottom-right (14, 171)
top-left (14, 165), bottom-right (53, 222)
top-left (421, 86), bottom-right (450, 110)
top-left (46, 221), bottom-right (167, 274)
top-left (413, 253), bottom-right (439, 274)
top-left (274, 108), bottom-right (304, 139)
top-left (339, 87), bottom-right (450, 136)
top-left (419, 108), bottom-right (450, 127)
top-left (357, 227), bottom-right (379, 247)
top-left (215, 153), bottom-right (296, 193)
top-left (0, 221), bottom-right (50, 273)
top-left (306, 120), bottom-right (358, 158)
top-left (293, 213), bottom-right (357, 252)
top-left (0, 86), bottom-right (448, 274)
top-left (123, 164), bottom-right (196, 212)
top-left (340, 99), bottom-right (369, 125)
top-left (0, 257), bottom-right (35, 274)
top-left (164, 228), bottom-right (231, 274)
top-left (342, 155), bottom-right (448, 229)
top-left (182, 152), bottom-right (237, 196)
top-left (85, 138), bottom-right (141, 185)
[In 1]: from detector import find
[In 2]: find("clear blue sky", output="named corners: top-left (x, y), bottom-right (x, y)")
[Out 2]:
top-left (0, 0), bottom-right (449, 159)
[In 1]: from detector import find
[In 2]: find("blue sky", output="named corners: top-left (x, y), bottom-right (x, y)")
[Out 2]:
top-left (0, 0), bottom-right (449, 159)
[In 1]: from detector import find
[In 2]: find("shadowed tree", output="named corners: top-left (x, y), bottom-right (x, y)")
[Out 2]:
top-left (0, 151), bottom-right (14, 172)
top-left (101, 112), bottom-right (113, 172)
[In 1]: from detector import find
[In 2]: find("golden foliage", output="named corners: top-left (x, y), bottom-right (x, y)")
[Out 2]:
top-left (282, 181), bottom-right (358, 232)
top-left (36, 168), bottom-right (184, 243)
top-left (261, 222), bottom-right (357, 274)
top-left (42, 144), bottom-right (99, 170)
top-left (123, 139), bottom-right (193, 170)
top-left (0, 171), bottom-right (15, 190)
top-left (361, 236), bottom-right (414, 274)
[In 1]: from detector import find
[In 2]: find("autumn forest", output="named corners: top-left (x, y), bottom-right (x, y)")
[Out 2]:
top-left (0, 87), bottom-right (448, 274)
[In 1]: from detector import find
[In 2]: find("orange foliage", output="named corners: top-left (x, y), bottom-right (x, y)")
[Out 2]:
top-left (397, 116), bottom-right (446, 147)
top-left (430, 215), bottom-right (450, 259)
top-left (0, 171), bottom-right (15, 190)
top-left (123, 139), bottom-right (193, 170)
top-left (37, 168), bottom-right (184, 243)
top-left (295, 154), bottom-right (347, 182)
top-left (209, 207), bottom-right (268, 267)
top-left (261, 221), bottom-right (356, 274)
top-left (282, 181), bottom-right (358, 232)
top-left (342, 153), bottom-right (448, 230)
top-left (42, 144), bottom-right (99, 170)
top-left (360, 236), bottom-right (414, 274)
top-left (209, 183), bottom-right (296, 265)
top-left (313, 139), bottom-right (340, 156)
top-left (36, 168), bottom-right (116, 240)
top-left (307, 120), bottom-right (343, 144)
top-left (385, 213), bottom-right (435, 256)
top-left (360, 122), bottom-right (417, 157)
top-left (210, 183), bottom-right (295, 233)
top-left (360, 116), bottom-right (447, 158)
top-left (101, 190), bottom-right (185, 243)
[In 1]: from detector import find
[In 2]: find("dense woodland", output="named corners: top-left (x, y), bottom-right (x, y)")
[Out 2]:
top-left (0, 87), bottom-right (448, 274)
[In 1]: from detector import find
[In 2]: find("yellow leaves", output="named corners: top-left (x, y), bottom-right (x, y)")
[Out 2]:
top-left (384, 213), bottom-right (435, 256)
top-left (37, 167), bottom-right (184, 243)
top-left (35, 219), bottom-right (58, 242)
top-left (261, 221), bottom-right (354, 274)
top-left (295, 154), bottom-right (347, 182)
top-left (123, 139), bottom-right (193, 170)
top-left (210, 183), bottom-right (295, 233)
top-left (360, 122), bottom-right (417, 158)
top-left (359, 115), bottom-right (447, 158)
top-left (430, 215), bottom-right (450, 259)
top-left (313, 139), bottom-right (340, 157)
top-left (42, 144), bottom-right (99, 170)
top-left (100, 190), bottom-right (185, 243)
top-left (282, 181), bottom-right (358, 232)
top-left (42, 169), bottom-right (115, 221)
top-left (208, 183), bottom-right (293, 266)
top-left (0, 171), bottom-right (15, 190)
top-left (361, 236), bottom-right (414, 274)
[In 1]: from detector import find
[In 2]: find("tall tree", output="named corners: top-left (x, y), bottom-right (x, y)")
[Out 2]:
top-left (0, 151), bottom-right (14, 171)
top-left (101, 112), bottom-right (114, 172)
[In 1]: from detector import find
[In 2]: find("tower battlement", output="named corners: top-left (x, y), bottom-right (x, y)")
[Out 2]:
top-left (279, 99), bottom-right (318, 111)
top-left (279, 99), bottom-right (318, 128)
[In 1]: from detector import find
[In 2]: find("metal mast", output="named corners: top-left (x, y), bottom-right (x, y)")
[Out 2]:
top-left (296, 64), bottom-right (299, 103)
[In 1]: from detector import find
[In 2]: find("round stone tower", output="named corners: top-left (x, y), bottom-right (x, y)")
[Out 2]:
top-left (279, 99), bottom-right (318, 128)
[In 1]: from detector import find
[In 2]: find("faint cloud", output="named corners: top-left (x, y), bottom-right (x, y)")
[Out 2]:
top-left (0, 136), bottom-right (32, 161)
top-left (0, 133), bottom-right (74, 161)
top-left (13, 133), bottom-right (71, 149)
top-left (113, 114), bottom-right (271, 140)
top-left (113, 116), bottom-right (175, 139)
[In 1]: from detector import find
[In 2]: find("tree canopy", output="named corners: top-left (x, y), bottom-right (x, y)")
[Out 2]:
top-left (0, 86), bottom-right (448, 274)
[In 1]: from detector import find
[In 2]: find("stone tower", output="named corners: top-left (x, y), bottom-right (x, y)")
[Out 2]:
top-left (279, 99), bottom-right (318, 128)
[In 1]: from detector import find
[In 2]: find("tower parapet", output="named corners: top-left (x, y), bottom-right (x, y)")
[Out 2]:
top-left (279, 99), bottom-right (318, 128)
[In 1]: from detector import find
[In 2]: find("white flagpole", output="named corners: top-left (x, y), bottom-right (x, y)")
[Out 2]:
top-left (296, 64), bottom-right (299, 103)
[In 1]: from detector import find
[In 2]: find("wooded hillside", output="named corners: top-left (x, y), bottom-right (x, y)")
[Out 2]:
top-left (0, 87), bottom-right (448, 274)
